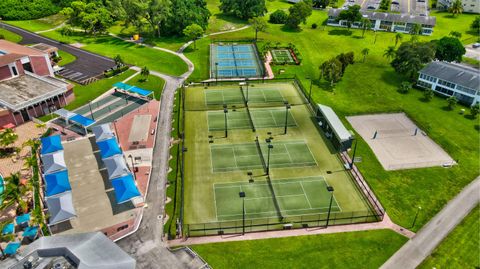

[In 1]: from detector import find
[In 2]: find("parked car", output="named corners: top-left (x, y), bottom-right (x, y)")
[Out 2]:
top-left (472, 43), bottom-right (480, 48)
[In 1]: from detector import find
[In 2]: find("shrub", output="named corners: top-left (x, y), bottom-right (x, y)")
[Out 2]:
top-left (312, 23), bottom-right (318, 29)
top-left (104, 65), bottom-right (129, 78)
top-left (0, 35), bottom-right (4, 40)
top-left (269, 9), bottom-right (288, 24)
top-left (0, 0), bottom-right (60, 20)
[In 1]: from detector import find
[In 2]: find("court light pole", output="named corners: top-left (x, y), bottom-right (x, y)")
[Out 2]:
top-left (266, 143), bottom-right (274, 176)
top-left (411, 206), bottom-right (422, 228)
top-left (128, 154), bottom-right (136, 180)
top-left (284, 101), bottom-right (291, 135)
top-left (223, 104), bottom-right (228, 138)
top-left (88, 100), bottom-right (95, 120)
top-left (245, 78), bottom-right (249, 103)
top-left (325, 186), bottom-right (334, 228)
top-left (239, 191), bottom-right (246, 235)
top-left (349, 139), bottom-right (358, 170)
top-left (215, 62), bottom-right (219, 85)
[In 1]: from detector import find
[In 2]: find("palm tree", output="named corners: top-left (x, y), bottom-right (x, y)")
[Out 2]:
top-left (410, 23), bottom-right (422, 36)
top-left (395, 32), bottom-right (403, 47)
top-left (383, 46), bottom-right (396, 60)
top-left (361, 48), bottom-right (370, 62)
top-left (0, 128), bottom-right (18, 152)
top-left (449, 0), bottom-right (463, 16)
top-left (1, 172), bottom-right (28, 213)
top-left (360, 18), bottom-right (372, 38)
top-left (141, 66), bottom-right (150, 81)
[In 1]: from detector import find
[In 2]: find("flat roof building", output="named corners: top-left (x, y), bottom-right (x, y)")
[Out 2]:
top-left (417, 61), bottom-right (480, 106)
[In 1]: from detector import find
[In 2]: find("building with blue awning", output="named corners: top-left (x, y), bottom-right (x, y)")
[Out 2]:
top-left (44, 170), bottom-right (71, 197)
top-left (92, 123), bottom-right (115, 142)
top-left (103, 155), bottom-right (130, 180)
top-left (111, 174), bottom-right (141, 204)
top-left (97, 138), bottom-right (122, 159)
top-left (40, 135), bottom-right (63, 156)
top-left (41, 151), bottom-right (67, 175)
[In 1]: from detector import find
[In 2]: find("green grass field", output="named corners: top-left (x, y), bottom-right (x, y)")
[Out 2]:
top-left (192, 229), bottom-right (408, 269)
top-left (419, 206), bottom-right (480, 269)
top-left (5, 14), bottom-right (65, 32)
top-left (0, 28), bottom-right (22, 43)
top-left (57, 50), bottom-right (76, 67)
top-left (184, 82), bottom-right (375, 233)
top-left (127, 73), bottom-right (166, 101)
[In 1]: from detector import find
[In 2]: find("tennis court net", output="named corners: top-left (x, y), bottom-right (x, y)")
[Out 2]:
top-left (241, 86), bottom-right (256, 131)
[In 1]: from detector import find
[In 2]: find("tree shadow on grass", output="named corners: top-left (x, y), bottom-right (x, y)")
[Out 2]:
top-left (328, 29), bottom-right (352, 36)
top-left (214, 13), bottom-right (247, 25)
top-left (379, 69), bottom-right (404, 87)
top-left (474, 124), bottom-right (479, 131)
top-left (418, 97), bottom-right (432, 103)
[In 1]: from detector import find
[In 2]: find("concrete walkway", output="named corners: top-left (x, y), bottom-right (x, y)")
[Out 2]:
top-left (381, 176), bottom-right (480, 269)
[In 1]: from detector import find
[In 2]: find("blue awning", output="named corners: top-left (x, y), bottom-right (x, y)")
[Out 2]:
top-left (113, 82), bottom-right (132, 90)
top-left (111, 174), bottom-right (141, 204)
top-left (128, 86), bottom-right (152, 97)
top-left (70, 114), bottom-right (95, 127)
top-left (44, 170), bottom-right (71, 197)
top-left (4, 242), bottom-right (21, 255)
top-left (22, 226), bottom-right (38, 239)
top-left (15, 213), bottom-right (30, 225)
top-left (97, 138), bottom-right (122, 159)
top-left (2, 223), bottom-right (14, 235)
top-left (40, 135), bottom-right (63, 155)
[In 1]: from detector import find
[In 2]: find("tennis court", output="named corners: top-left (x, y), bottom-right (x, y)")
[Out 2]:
top-left (210, 44), bottom-right (263, 78)
top-left (214, 177), bottom-right (340, 221)
top-left (271, 49), bottom-right (295, 64)
top-left (210, 140), bottom-right (317, 172)
top-left (205, 88), bottom-right (284, 106)
top-left (207, 107), bottom-right (297, 131)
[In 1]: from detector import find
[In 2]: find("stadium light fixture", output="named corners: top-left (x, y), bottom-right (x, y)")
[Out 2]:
top-left (239, 191), bottom-right (246, 235)
top-left (326, 186), bottom-right (334, 228)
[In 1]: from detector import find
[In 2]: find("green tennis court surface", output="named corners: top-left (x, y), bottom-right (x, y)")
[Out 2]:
top-left (205, 88), bottom-right (284, 106)
top-left (271, 49), bottom-right (294, 63)
top-left (214, 177), bottom-right (341, 221)
top-left (207, 108), bottom-right (297, 131)
top-left (210, 141), bottom-right (316, 172)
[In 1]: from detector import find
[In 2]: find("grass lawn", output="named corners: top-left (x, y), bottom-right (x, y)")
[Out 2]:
top-left (39, 30), bottom-right (188, 77)
top-left (57, 50), bottom-right (76, 67)
top-left (191, 229), bottom-right (408, 269)
top-left (419, 206), bottom-right (480, 269)
top-left (184, 5), bottom-right (480, 231)
top-left (5, 14), bottom-right (65, 33)
top-left (127, 73), bottom-right (166, 101)
top-left (0, 28), bottom-right (22, 43)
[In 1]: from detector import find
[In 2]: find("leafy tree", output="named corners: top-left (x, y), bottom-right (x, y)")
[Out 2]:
top-left (0, 0), bottom-right (60, 20)
top-left (141, 66), bottom-right (150, 81)
top-left (320, 58), bottom-right (343, 87)
top-left (338, 5), bottom-right (362, 32)
top-left (470, 103), bottom-right (479, 118)
top-left (471, 16), bottom-right (480, 33)
top-left (62, 1), bottom-right (114, 34)
top-left (398, 81), bottom-right (412, 94)
top-left (379, 0), bottom-right (391, 10)
top-left (114, 54), bottom-right (124, 68)
top-left (449, 31), bottom-right (462, 39)
top-left (183, 23), bottom-right (204, 49)
top-left (447, 96), bottom-right (458, 110)
top-left (435, 36), bottom-right (466, 62)
top-left (249, 17), bottom-right (268, 41)
top-left (269, 10), bottom-right (288, 24)
top-left (361, 48), bottom-right (370, 62)
top-left (391, 41), bottom-right (436, 80)
top-left (383, 46), bottom-right (396, 60)
top-left (1, 172), bottom-right (28, 213)
top-left (313, 0), bottom-right (330, 8)
top-left (144, 0), bottom-right (171, 37)
top-left (409, 23), bottom-right (422, 36)
top-left (449, 0), bottom-right (463, 16)
top-left (424, 89), bottom-right (434, 101)
top-left (360, 18), bottom-right (372, 38)
top-left (395, 32), bottom-right (403, 47)
top-left (336, 52), bottom-right (355, 74)
top-left (0, 128), bottom-right (18, 151)
top-left (160, 0), bottom-right (210, 36)
top-left (286, 0), bottom-right (313, 29)
top-left (219, 0), bottom-right (267, 19)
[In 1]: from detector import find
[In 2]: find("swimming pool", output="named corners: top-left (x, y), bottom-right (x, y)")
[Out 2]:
top-left (210, 44), bottom-right (264, 79)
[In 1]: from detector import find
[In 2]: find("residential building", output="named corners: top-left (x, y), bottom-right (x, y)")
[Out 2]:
top-left (438, 0), bottom-right (480, 14)
top-left (327, 9), bottom-right (436, 35)
top-left (0, 40), bottom-right (74, 127)
top-left (417, 61), bottom-right (480, 105)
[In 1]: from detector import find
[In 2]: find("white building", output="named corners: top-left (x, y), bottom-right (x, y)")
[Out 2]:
top-left (438, 0), bottom-right (480, 14)
top-left (327, 9), bottom-right (436, 35)
top-left (417, 61), bottom-right (480, 106)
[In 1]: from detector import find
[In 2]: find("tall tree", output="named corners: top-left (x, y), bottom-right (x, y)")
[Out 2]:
top-left (1, 172), bottom-right (28, 213)
top-left (144, 0), bottom-right (171, 37)
top-left (269, 9), bottom-right (288, 24)
top-left (395, 32), bottom-right (403, 47)
top-left (361, 48), bottom-right (370, 62)
top-left (0, 128), bottom-right (18, 151)
top-left (391, 41), bottom-right (436, 80)
top-left (360, 18), bottom-right (371, 37)
top-left (219, 0), bottom-right (267, 19)
top-left (183, 23), bottom-right (204, 49)
top-left (161, 0), bottom-right (210, 36)
top-left (383, 46), bottom-right (396, 60)
top-left (320, 58), bottom-right (343, 87)
top-left (286, 0), bottom-right (313, 29)
top-left (449, 0), bottom-right (463, 16)
top-left (435, 36), bottom-right (466, 62)
top-left (336, 52), bottom-right (355, 74)
top-left (409, 23), bottom-right (422, 36)
top-left (248, 17), bottom-right (268, 41)
top-left (423, 89), bottom-right (434, 101)
top-left (338, 5), bottom-right (362, 32)
top-left (447, 96), bottom-right (458, 110)
top-left (471, 16), bottom-right (480, 33)
top-left (470, 103), bottom-right (479, 118)
top-left (141, 66), bottom-right (150, 80)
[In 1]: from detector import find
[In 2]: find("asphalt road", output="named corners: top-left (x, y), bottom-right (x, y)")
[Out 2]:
top-left (381, 176), bottom-right (480, 269)
top-left (0, 23), bottom-right (115, 82)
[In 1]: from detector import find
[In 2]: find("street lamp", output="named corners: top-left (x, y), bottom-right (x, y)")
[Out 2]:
top-left (88, 100), bottom-right (95, 120)
top-left (245, 78), bottom-right (249, 103)
top-left (223, 104), bottom-right (228, 138)
top-left (239, 191), bottom-right (246, 235)
top-left (349, 139), bottom-right (358, 170)
top-left (307, 77), bottom-right (313, 103)
top-left (128, 154), bottom-right (137, 180)
top-left (284, 101), bottom-right (291, 135)
top-left (215, 62), bottom-right (219, 85)
top-left (325, 186), bottom-right (334, 228)
top-left (411, 206), bottom-right (422, 228)
top-left (266, 142), bottom-right (274, 175)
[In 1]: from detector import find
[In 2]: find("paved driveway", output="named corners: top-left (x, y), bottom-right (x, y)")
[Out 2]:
top-left (0, 23), bottom-right (115, 84)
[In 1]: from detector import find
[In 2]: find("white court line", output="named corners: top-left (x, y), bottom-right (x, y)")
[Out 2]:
top-left (217, 205), bottom-right (339, 218)
top-left (300, 182), bottom-right (313, 209)
top-left (231, 147), bottom-right (239, 170)
top-left (213, 184), bottom-right (219, 221)
top-left (244, 194), bottom-right (306, 201)
top-left (283, 144), bottom-right (294, 163)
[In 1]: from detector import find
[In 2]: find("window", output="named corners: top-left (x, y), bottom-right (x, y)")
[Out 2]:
top-left (23, 62), bottom-right (33, 73)
top-left (117, 224), bottom-right (129, 232)
top-left (11, 66), bottom-right (18, 76)
top-left (417, 81), bottom-right (432, 89)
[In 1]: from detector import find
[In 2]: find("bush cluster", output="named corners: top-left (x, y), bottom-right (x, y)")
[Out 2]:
top-left (104, 65), bottom-right (129, 78)
top-left (0, 0), bottom-right (62, 20)
top-left (269, 10), bottom-right (288, 24)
